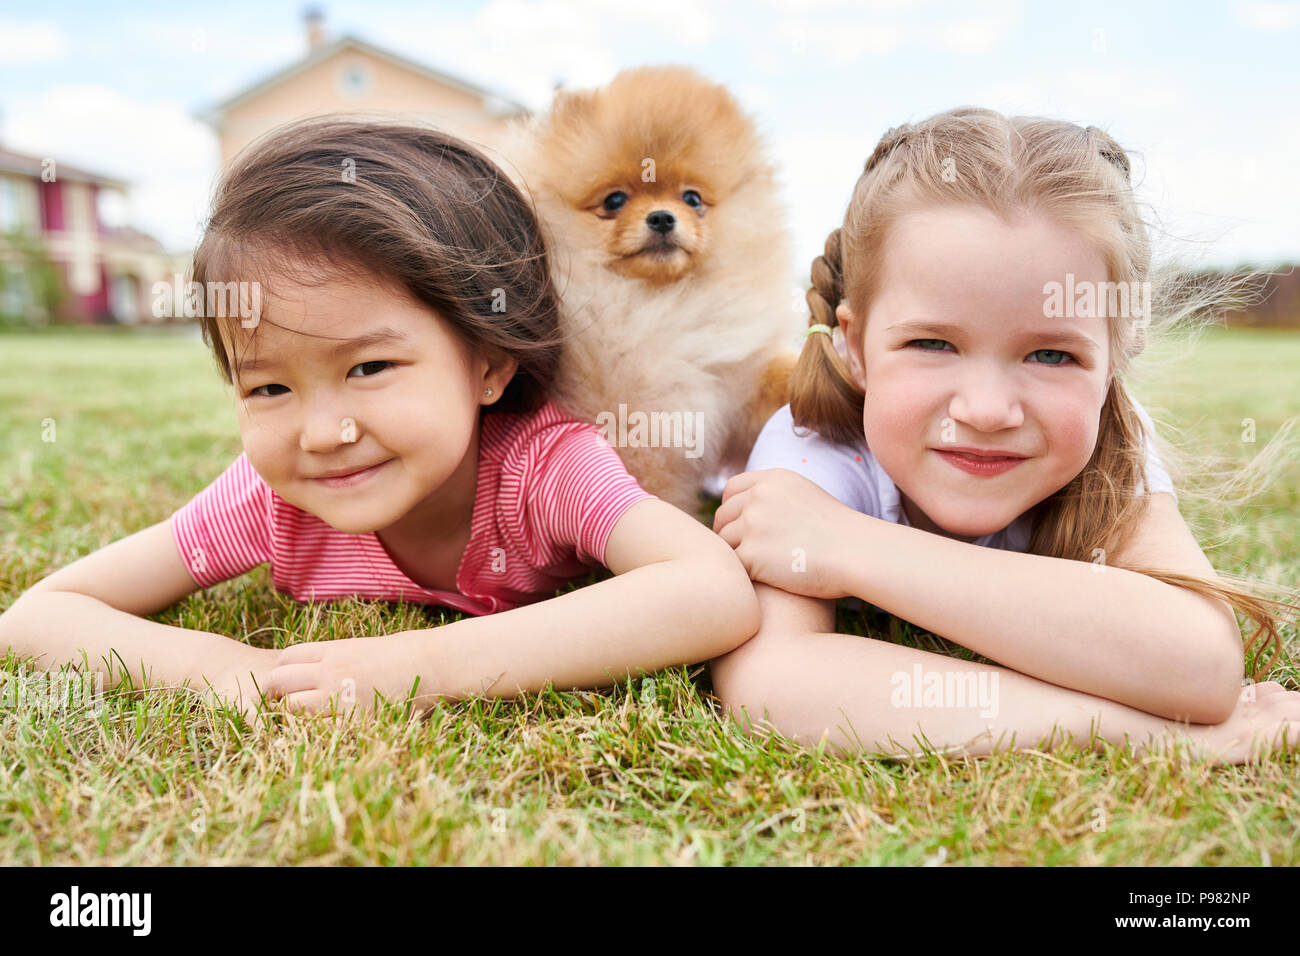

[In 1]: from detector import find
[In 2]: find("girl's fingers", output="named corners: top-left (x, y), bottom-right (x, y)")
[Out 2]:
top-left (268, 662), bottom-right (322, 696)
top-left (281, 690), bottom-right (366, 719)
top-left (277, 642), bottom-right (325, 664)
top-left (279, 691), bottom-right (325, 716)
top-left (714, 505), bottom-right (748, 548)
top-left (720, 469), bottom-right (765, 504)
top-left (712, 487), bottom-right (751, 535)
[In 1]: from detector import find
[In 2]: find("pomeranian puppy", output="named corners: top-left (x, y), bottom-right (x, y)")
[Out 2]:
top-left (501, 65), bottom-right (799, 518)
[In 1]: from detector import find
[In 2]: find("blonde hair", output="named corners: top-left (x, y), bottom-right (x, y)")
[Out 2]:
top-left (791, 106), bottom-right (1297, 681)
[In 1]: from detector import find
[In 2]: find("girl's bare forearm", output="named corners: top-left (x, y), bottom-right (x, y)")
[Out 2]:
top-left (404, 556), bottom-right (759, 700)
top-left (838, 512), bottom-right (1240, 721)
top-left (719, 628), bottom-right (1222, 760)
top-left (0, 590), bottom-right (245, 690)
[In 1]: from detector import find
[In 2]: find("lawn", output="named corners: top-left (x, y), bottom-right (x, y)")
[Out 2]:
top-left (1, 324), bottom-right (1297, 865)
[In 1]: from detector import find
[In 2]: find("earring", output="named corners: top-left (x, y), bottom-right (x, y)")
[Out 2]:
top-left (484, 387), bottom-right (493, 397)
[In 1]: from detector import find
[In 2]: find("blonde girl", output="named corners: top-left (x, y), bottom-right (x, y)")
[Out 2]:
top-left (711, 108), bottom-right (1299, 764)
top-left (0, 117), bottom-right (758, 717)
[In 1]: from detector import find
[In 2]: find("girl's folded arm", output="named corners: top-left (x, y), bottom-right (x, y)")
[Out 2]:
top-left (399, 498), bottom-right (760, 700)
top-left (0, 519), bottom-right (260, 689)
top-left (835, 492), bottom-right (1243, 723)
top-left (711, 583), bottom-right (1256, 760)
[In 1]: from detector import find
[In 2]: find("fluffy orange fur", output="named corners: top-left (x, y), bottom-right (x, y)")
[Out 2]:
top-left (501, 65), bottom-right (800, 518)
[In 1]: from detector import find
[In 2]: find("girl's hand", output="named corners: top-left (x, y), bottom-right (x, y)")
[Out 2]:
top-left (1180, 680), bottom-right (1300, 764)
top-left (199, 644), bottom-right (279, 722)
top-left (712, 468), bottom-right (859, 600)
top-left (267, 631), bottom-right (439, 718)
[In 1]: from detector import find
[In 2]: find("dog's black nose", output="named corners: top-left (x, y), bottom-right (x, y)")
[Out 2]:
top-left (646, 210), bottom-right (676, 234)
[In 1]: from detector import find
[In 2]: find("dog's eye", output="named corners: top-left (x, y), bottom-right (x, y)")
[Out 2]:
top-left (602, 191), bottom-right (628, 213)
top-left (682, 190), bottom-right (703, 208)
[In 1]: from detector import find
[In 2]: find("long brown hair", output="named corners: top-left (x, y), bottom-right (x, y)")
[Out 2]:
top-left (791, 107), bottom-right (1297, 680)
top-left (192, 115), bottom-right (565, 416)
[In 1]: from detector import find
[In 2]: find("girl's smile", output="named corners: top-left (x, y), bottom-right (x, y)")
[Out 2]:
top-left (311, 458), bottom-right (395, 488)
top-left (934, 449), bottom-right (1028, 477)
top-left (836, 203), bottom-right (1114, 541)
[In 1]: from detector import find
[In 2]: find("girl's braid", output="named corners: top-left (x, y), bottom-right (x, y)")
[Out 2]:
top-left (806, 227), bottom-right (846, 332)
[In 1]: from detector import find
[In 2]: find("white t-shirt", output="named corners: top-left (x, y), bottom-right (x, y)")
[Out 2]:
top-left (744, 398), bottom-right (1176, 555)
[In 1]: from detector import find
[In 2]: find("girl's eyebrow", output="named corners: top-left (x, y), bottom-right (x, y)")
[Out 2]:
top-left (237, 327), bottom-right (413, 375)
top-left (887, 320), bottom-right (1101, 355)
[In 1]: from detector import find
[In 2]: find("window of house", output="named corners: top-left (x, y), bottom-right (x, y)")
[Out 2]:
top-left (338, 62), bottom-right (372, 97)
top-left (0, 264), bottom-right (30, 317)
top-left (0, 177), bottom-right (22, 233)
top-left (111, 274), bottom-right (139, 323)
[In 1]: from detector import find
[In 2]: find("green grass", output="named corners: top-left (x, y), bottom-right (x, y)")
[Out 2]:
top-left (1, 324), bottom-right (1297, 865)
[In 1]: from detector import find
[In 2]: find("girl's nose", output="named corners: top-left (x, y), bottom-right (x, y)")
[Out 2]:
top-left (947, 366), bottom-right (1025, 433)
top-left (298, 393), bottom-right (358, 453)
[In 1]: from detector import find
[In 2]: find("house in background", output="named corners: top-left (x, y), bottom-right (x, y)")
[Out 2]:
top-left (0, 146), bottom-right (177, 325)
top-left (0, 9), bottom-right (533, 328)
top-left (199, 8), bottom-right (531, 169)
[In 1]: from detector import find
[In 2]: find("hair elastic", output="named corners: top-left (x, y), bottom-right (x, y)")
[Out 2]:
top-left (807, 324), bottom-right (834, 338)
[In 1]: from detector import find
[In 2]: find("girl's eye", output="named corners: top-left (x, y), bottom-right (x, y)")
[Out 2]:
top-left (247, 383), bottom-right (289, 398)
top-left (1028, 349), bottom-right (1073, 365)
top-left (348, 360), bottom-right (391, 378)
top-left (682, 190), bottom-right (703, 208)
top-left (910, 339), bottom-right (953, 352)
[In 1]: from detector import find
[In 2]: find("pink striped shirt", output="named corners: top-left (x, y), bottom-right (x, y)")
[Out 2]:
top-left (169, 400), bottom-right (656, 615)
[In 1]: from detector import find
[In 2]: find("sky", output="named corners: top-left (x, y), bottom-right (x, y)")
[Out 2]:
top-left (2, 0), bottom-right (1298, 272)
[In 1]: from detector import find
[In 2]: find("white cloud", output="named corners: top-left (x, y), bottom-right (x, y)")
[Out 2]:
top-left (369, 0), bottom-right (725, 109)
top-left (5, 85), bottom-right (217, 251)
top-left (0, 19), bottom-right (67, 63)
top-left (1137, 125), bottom-right (1300, 267)
top-left (767, 0), bottom-right (914, 13)
top-left (604, 0), bottom-right (720, 45)
top-left (1234, 1), bottom-right (1300, 30)
top-left (763, 17), bottom-right (901, 67)
top-left (938, 16), bottom-right (1006, 53)
top-left (117, 19), bottom-right (306, 104)
top-left (973, 82), bottom-right (1039, 112)
top-left (733, 83), bottom-right (772, 113)
top-left (760, 0), bottom-right (915, 62)
top-left (770, 128), bottom-right (880, 271)
top-left (1063, 69), bottom-right (1180, 112)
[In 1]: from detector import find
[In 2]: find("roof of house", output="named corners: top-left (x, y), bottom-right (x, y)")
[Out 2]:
top-left (0, 147), bottom-right (128, 189)
top-left (197, 34), bottom-right (531, 126)
top-left (103, 225), bottom-right (166, 252)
